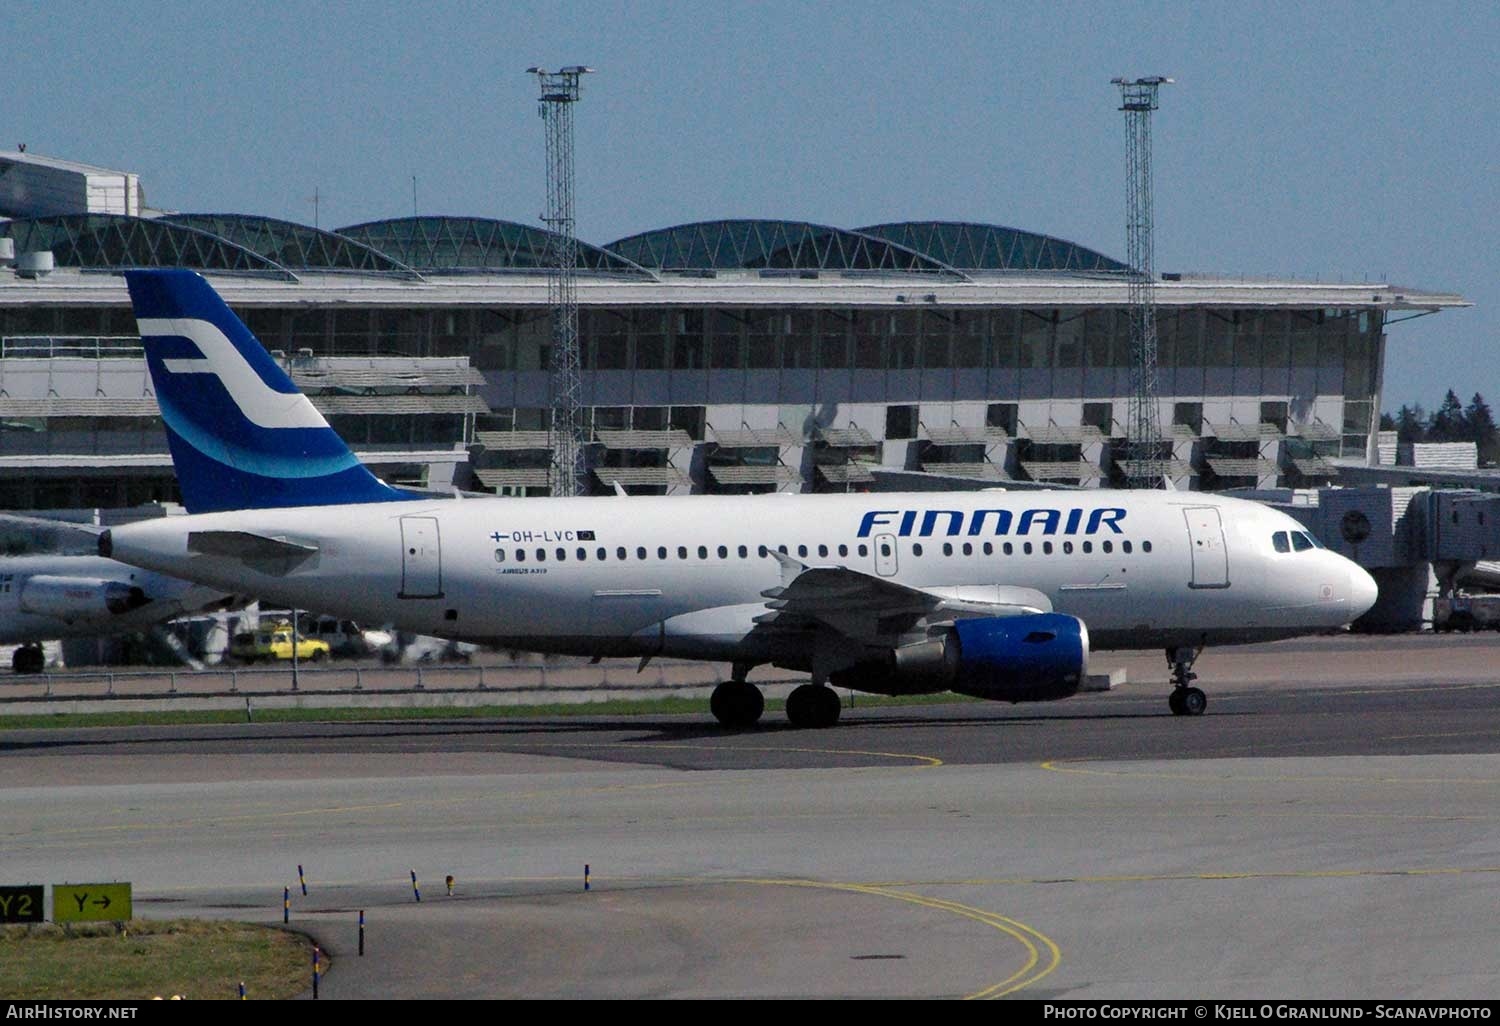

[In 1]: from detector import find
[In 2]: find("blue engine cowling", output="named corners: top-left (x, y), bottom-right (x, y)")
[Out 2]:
top-left (829, 612), bottom-right (1090, 703)
top-left (946, 612), bottom-right (1089, 702)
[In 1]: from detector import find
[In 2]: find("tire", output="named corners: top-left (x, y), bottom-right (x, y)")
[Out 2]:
top-left (1181, 687), bottom-right (1208, 716)
top-left (787, 684), bottom-right (840, 729)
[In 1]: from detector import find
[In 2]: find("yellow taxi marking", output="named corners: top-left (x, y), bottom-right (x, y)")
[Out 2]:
top-left (514, 739), bottom-right (943, 768)
top-left (732, 878), bottom-right (1060, 999)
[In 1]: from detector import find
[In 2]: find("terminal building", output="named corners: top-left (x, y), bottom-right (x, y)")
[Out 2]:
top-left (0, 150), bottom-right (1470, 511)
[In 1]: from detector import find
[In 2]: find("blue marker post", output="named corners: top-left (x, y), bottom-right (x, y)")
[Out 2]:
top-left (283, 886), bottom-right (290, 924)
top-left (238, 981), bottom-right (246, 1001)
top-left (584, 864), bottom-right (591, 892)
top-left (358, 909), bottom-right (365, 957)
top-left (312, 945), bottom-right (321, 1000)
top-left (410, 869), bottom-right (421, 902)
top-left (298, 864), bottom-right (307, 896)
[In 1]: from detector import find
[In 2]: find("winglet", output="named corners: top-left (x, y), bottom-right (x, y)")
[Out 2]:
top-left (124, 269), bottom-right (415, 513)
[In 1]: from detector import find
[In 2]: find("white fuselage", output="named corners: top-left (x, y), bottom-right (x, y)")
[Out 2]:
top-left (104, 490), bottom-right (1376, 673)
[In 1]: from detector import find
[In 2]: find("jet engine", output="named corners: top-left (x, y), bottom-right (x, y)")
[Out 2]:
top-left (832, 612), bottom-right (1089, 703)
top-left (18, 576), bottom-right (150, 622)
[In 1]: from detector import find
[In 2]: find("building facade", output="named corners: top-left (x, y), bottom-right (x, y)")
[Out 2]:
top-left (0, 209), bottom-right (1467, 510)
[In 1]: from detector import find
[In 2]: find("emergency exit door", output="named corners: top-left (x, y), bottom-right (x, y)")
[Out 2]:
top-left (399, 516), bottom-right (443, 598)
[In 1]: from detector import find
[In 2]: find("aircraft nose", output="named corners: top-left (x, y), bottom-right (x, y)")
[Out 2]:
top-left (1349, 565), bottom-right (1379, 617)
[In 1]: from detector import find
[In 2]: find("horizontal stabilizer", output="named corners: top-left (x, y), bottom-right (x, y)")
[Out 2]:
top-left (187, 530), bottom-right (319, 575)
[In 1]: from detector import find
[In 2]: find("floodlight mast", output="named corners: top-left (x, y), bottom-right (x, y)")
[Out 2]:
top-left (528, 65), bottom-right (592, 497)
top-left (1113, 76), bottom-right (1173, 489)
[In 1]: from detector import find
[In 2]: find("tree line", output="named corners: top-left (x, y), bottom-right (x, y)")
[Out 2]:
top-left (1381, 391), bottom-right (1498, 464)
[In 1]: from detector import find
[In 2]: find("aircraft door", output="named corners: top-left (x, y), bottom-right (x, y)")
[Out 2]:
top-left (1183, 506), bottom-right (1229, 589)
top-left (873, 533), bottom-right (899, 577)
top-left (399, 516), bottom-right (443, 598)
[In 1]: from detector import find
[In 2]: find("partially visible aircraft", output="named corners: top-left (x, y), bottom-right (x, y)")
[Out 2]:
top-left (0, 553), bottom-right (233, 673)
top-left (102, 269), bottom-right (1380, 725)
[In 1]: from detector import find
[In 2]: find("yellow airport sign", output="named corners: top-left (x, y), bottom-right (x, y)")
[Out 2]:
top-left (53, 883), bottom-right (131, 922)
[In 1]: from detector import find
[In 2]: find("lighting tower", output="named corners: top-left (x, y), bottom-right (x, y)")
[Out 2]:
top-left (1112, 76), bottom-right (1172, 488)
top-left (528, 65), bottom-right (592, 496)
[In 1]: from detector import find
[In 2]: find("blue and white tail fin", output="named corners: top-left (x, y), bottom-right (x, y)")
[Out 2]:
top-left (125, 269), bottom-right (414, 513)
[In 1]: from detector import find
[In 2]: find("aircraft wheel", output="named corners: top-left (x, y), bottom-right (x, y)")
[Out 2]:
top-left (12, 645), bottom-right (44, 675)
top-left (711, 681), bottom-right (764, 728)
top-left (1168, 688), bottom-right (1186, 716)
top-left (787, 684), bottom-right (841, 729)
top-left (1180, 687), bottom-right (1208, 716)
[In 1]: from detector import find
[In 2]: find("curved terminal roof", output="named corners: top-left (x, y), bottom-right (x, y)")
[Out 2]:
top-left (0, 214), bottom-right (296, 279)
top-left (0, 212), bottom-right (1128, 282)
top-left (856, 221), bottom-right (1127, 272)
top-left (335, 217), bottom-right (653, 276)
top-left (163, 214), bottom-right (419, 276)
top-left (605, 219), bottom-right (961, 275)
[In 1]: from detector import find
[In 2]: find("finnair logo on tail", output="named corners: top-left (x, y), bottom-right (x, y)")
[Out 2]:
top-left (137, 317), bottom-right (328, 430)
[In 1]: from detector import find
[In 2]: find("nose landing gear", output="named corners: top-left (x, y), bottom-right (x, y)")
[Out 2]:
top-left (1166, 646), bottom-right (1207, 716)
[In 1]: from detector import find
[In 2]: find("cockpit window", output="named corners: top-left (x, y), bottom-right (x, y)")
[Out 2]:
top-left (1291, 532), bottom-right (1314, 552)
top-left (1272, 532), bottom-right (1290, 553)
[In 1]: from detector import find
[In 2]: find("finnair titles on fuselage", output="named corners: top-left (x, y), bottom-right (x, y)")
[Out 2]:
top-left (103, 270), bottom-right (1380, 728)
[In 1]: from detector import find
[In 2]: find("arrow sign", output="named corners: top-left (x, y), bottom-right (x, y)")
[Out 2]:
top-left (53, 883), bottom-right (131, 923)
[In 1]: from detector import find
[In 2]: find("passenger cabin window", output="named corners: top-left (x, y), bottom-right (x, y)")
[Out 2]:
top-left (913, 543), bottom-right (924, 556)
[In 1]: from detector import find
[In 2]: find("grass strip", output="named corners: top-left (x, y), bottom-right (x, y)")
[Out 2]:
top-left (0, 919), bottom-right (317, 1001)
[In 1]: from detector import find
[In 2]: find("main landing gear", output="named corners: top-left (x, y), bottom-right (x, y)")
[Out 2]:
top-left (1166, 646), bottom-right (1207, 716)
top-left (710, 663), bottom-right (765, 729)
top-left (711, 664), bottom-right (842, 730)
top-left (785, 683), bottom-right (841, 729)
top-left (11, 643), bottom-right (44, 675)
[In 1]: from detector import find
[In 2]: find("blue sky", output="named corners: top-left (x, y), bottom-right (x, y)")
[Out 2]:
top-left (8, 1), bottom-right (1495, 411)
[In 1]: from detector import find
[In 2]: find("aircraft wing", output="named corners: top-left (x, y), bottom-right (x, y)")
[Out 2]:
top-left (757, 551), bottom-right (1050, 644)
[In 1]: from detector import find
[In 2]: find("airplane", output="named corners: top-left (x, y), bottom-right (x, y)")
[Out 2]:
top-left (99, 268), bottom-right (1381, 727)
top-left (0, 552), bottom-right (234, 673)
